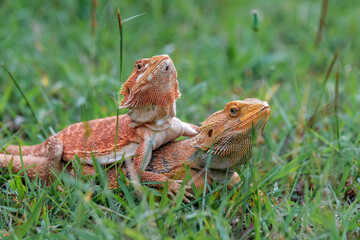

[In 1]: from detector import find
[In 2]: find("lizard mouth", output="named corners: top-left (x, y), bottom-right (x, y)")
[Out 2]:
top-left (156, 55), bottom-right (171, 66)
top-left (245, 105), bottom-right (270, 138)
top-left (235, 105), bottom-right (271, 131)
top-left (261, 105), bottom-right (271, 113)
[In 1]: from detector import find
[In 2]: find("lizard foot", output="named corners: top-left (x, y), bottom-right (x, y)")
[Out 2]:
top-left (168, 180), bottom-right (194, 203)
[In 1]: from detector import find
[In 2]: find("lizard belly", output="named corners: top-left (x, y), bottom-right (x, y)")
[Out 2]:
top-left (80, 142), bottom-right (139, 165)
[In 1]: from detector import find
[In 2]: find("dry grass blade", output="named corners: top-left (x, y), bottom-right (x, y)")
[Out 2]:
top-left (334, 61), bottom-right (340, 150)
top-left (307, 49), bottom-right (338, 128)
top-left (315, 0), bottom-right (328, 47)
top-left (117, 8), bottom-right (123, 83)
top-left (293, 82), bottom-right (310, 158)
top-left (324, 49), bottom-right (339, 84)
top-left (122, 13), bottom-right (146, 23)
top-left (114, 8), bottom-right (123, 190)
top-left (91, 0), bottom-right (98, 36)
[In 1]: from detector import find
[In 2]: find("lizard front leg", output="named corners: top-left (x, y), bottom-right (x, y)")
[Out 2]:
top-left (180, 122), bottom-right (200, 137)
top-left (0, 137), bottom-right (63, 182)
top-left (131, 118), bottom-right (198, 179)
top-left (129, 123), bottom-right (197, 201)
top-left (129, 130), bottom-right (164, 181)
top-left (131, 119), bottom-right (197, 179)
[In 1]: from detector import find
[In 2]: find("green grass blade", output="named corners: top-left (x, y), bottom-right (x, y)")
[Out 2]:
top-left (15, 193), bottom-right (46, 238)
top-left (1, 64), bottom-right (47, 137)
top-left (202, 143), bottom-right (214, 210)
top-left (334, 61), bottom-right (341, 151)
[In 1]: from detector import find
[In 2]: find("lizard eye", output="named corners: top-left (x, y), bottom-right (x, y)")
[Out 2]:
top-left (135, 62), bottom-right (145, 72)
top-left (229, 107), bottom-right (239, 117)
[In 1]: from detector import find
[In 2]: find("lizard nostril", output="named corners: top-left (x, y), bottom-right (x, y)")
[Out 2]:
top-left (165, 66), bottom-right (169, 71)
top-left (208, 129), bottom-right (213, 137)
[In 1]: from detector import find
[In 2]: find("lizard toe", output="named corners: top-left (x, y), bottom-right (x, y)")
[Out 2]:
top-left (182, 195), bottom-right (191, 204)
top-left (184, 190), bottom-right (194, 199)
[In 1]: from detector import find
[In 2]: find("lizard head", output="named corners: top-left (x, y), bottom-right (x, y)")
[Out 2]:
top-left (191, 98), bottom-right (270, 166)
top-left (119, 55), bottom-right (180, 109)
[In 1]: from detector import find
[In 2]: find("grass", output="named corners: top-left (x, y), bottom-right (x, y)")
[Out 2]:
top-left (1, 0), bottom-right (360, 238)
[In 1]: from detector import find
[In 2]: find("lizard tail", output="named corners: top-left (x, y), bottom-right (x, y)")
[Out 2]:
top-left (0, 139), bottom-right (64, 181)
top-left (0, 154), bottom-right (50, 179)
top-left (4, 142), bottom-right (48, 157)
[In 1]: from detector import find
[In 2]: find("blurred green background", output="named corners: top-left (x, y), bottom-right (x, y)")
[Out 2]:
top-left (1, 0), bottom-right (360, 238)
top-left (0, 1), bottom-right (359, 139)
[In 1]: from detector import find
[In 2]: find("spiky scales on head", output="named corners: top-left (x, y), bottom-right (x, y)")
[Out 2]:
top-left (120, 55), bottom-right (180, 109)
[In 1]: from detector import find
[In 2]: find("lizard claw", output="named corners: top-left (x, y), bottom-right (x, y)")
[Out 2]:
top-left (182, 195), bottom-right (191, 204)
